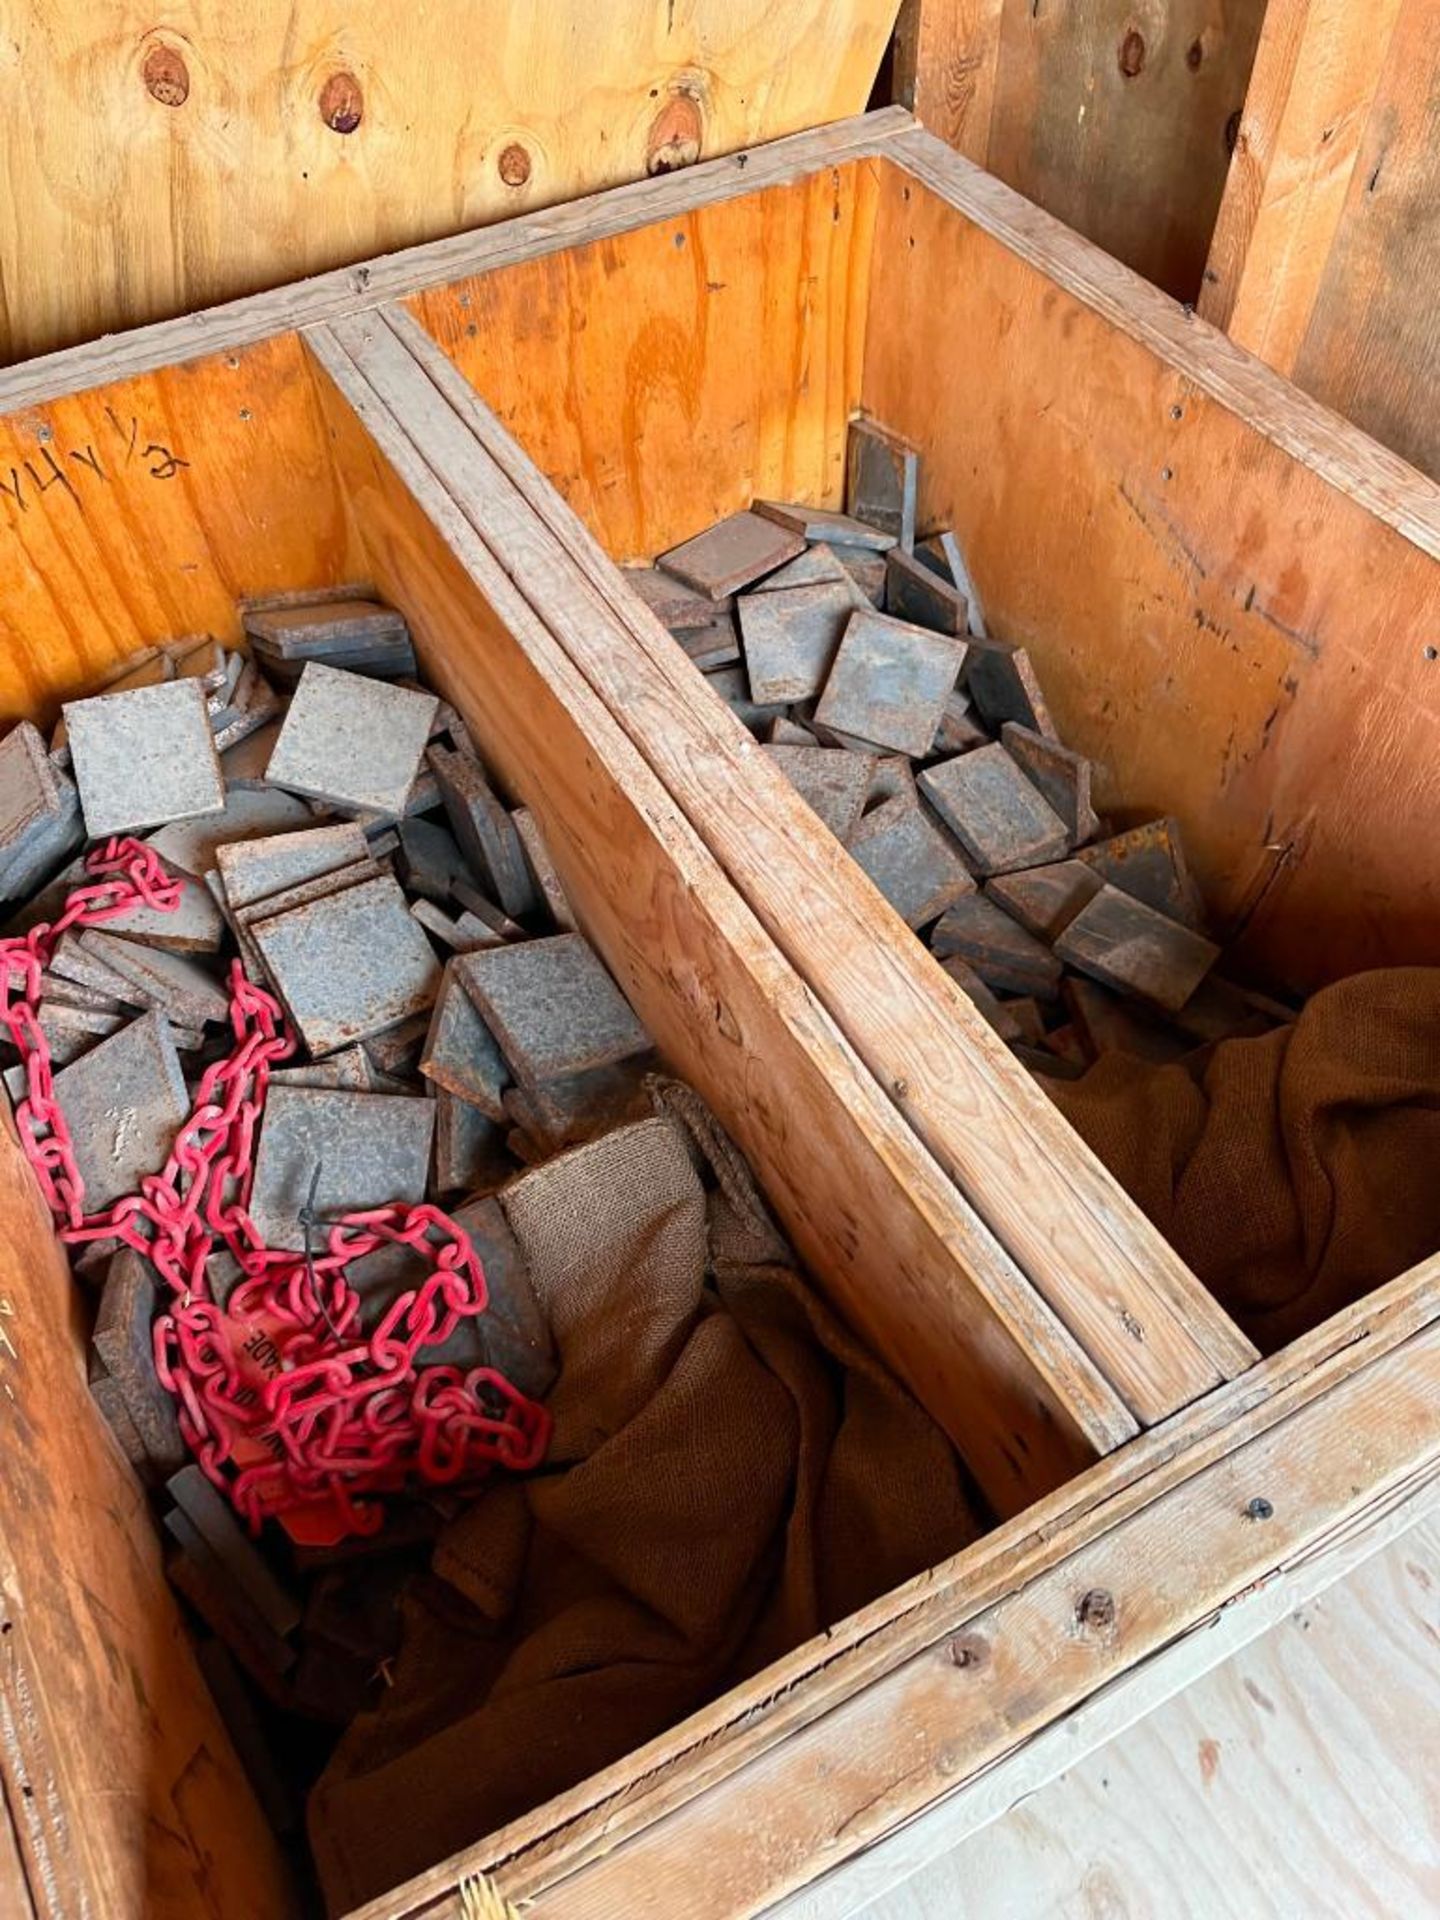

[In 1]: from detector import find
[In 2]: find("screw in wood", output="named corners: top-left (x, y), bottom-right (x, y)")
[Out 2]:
top-left (1076, 1588), bottom-right (1116, 1631)
top-left (948, 1632), bottom-right (988, 1671)
top-left (1244, 1496), bottom-right (1275, 1521)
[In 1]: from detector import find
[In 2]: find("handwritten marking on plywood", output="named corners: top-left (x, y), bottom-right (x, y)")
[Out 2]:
top-left (0, 333), bottom-right (363, 726)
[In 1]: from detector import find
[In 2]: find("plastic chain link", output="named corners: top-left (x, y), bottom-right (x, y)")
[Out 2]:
top-left (0, 839), bottom-right (550, 1543)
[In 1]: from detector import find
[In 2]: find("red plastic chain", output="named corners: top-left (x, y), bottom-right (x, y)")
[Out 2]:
top-left (1, 840), bottom-right (550, 1543)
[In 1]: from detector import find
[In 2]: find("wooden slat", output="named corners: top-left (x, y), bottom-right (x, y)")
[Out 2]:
top-left (1198, 0), bottom-right (1409, 373)
top-left (868, 134), bottom-right (1440, 992)
top-left (1198, 0), bottom-right (1440, 481)
top-left (334, 301), bottom-right (1252, 1424)
top-left (783, 1490), bottom-right (1440, 1919)
top-left (0, 1120), bottom-right (299, 1919)
top-left (895, 0), bottom-right (1267, 302)
top-left (0, 0), bottom-right (900, 363)
top-left (348, 1255), bottom-right (1440, 1919)
top-left (1286, 0), bottom-right (1440, 480)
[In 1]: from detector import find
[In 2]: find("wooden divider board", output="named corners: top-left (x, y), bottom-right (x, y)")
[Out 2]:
top-left (308, 326), bottom-right (1129, 1509)
top-left (0, 1120), bottom-right (299, 1919)
top-left (0, 0), bottom-right (900, 363)
top-left (873, 130), bottom-right (1440, 994)
top-left (397, 204), bottom-right (1257, 1420)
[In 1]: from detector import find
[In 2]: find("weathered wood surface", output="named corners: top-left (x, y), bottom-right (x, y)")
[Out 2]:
top-left (0, 1117), bottom-right (300, 1919)
top-left (784, 1490), bottom-right (1440, 1918)
top-left (1202, 0), bottom-right (1440, 480)
top-left (871, 131), bottom-right (1440, 993)
top-left (0, 0), bottom-right (900, 363)
top-left (346, 1256), bottom-right (1440, 1920)
top-left (894, 0), bottom-right (1267, 300)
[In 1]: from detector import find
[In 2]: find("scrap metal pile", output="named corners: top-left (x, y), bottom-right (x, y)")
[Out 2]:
top-left (0, 602), bottom-right (666, 1775)
top-left (631, 418), bottom-right (1295, 1068)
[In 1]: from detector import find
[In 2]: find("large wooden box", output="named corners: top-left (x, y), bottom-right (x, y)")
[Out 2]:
top-left (0, 108), bottom-right (1436, 1920)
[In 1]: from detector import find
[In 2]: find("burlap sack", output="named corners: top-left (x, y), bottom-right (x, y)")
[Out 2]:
top-left (310, 1088), bottom-right (980, 1909)
top-left (1049, 968), bottom-right (1440, 1350)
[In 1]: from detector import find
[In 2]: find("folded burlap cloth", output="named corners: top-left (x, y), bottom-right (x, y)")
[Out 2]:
top-left (1049, 968), bottom-right (1440, 1352)
top-left (310, 1084), bottom-right (980, 1909)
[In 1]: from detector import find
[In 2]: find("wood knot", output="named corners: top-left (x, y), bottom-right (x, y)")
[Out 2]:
top-left (1118, 29), bottom-right (1146, 78)
top-left (319, 70), bottom-right (364, 135)
top-left (646, 89), bottom-right (703, 176)
top-left (1076, 1588), bottom-right (1116, 1631)
top-left (498, 142), bottom-right (533, 188)
top-left (143, 45), bottom-right (190, 108)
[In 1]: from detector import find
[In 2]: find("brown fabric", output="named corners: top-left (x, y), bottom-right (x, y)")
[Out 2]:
top-left (309, 1088), bottom-right (980, 1911)
top-left (1049, 968), bottom-right (1440, 1351)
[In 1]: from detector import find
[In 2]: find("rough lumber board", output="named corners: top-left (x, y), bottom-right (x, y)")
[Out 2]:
top-left (0, 109), bottom-right (914, 418)
top-left (307, 328), bottom-right (1126, 1517)
top-left (407, 163), bottom-right (879, 563)
top-left (891, 0), bottom-right (1006, 160)
top-left (896, 0), bottom-right (1266, 302)
top-left (1287, 0), bottom-right (1440, 480)
top-left (867, 136), bottom-right (1440, 991)
top-left (330, 303), bottom-right (1251, 1423)
top-left (783, 1487), bottom-right (1440, 1919)
top-left (346, 1254), bottom-right (1440, 1920)
top-left (0, 1), bottom-right (900, 363)
top-left (0, 332), bottom-right (363, 727)
top-left (1199, 0), bottom-right (1409, 371)
top-left (0, 1118), bottom-right (299, 1919)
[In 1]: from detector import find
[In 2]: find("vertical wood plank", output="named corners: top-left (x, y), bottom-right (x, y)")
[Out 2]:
top-left (891, 0), bottom-right (1007, 161)
top-left (1287, 0), bottom-right (1440, 479)
top-left (1198, 0), bottom-right (1408, 371)
top-left (973, 0), bottom-right (1266, 301)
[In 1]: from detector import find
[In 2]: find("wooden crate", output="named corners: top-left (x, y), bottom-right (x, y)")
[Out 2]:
top-left (0, 109), bottom-right (1436, 1920)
